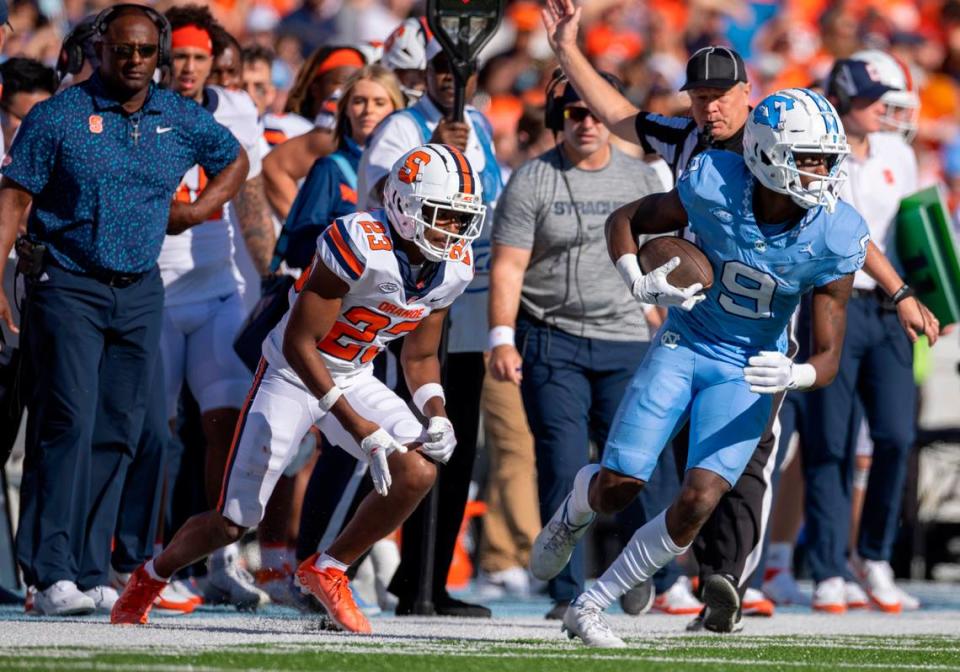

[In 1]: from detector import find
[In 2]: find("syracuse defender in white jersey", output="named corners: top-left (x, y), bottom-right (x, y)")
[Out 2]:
top-left (111, 144), bottom-right (485, 634)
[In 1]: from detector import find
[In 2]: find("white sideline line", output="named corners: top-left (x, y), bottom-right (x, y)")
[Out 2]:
top-left (3, 647), bottom-right (960, 672)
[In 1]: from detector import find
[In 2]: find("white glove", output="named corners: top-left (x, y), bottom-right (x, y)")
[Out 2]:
top-left (743, 351), bottom-right (817, 394)
top-left (420, 416), bottom-right (457, 464)
top-left (360, 428), bottom-right (408, 496)
top-left (617, 255), bottom-right (705, 311)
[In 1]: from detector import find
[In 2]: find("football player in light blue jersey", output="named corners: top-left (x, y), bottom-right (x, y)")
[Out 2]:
top-left (529, 88), bottom-right (867, 648)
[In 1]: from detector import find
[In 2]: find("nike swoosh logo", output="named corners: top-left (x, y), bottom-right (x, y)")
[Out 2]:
top-left (156, 127), bottom-right (173, 134)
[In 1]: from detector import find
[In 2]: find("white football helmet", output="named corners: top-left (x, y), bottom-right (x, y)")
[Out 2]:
top-left (851, 49), bottom-right (919, 142)
top-left (383, 144), bottom-right (486, 262)
top-left (744, 88), bottom-right (850, 212)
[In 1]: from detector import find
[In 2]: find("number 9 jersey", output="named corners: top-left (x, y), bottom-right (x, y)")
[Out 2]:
top-left (262, 209), bottom-right (475, 380)
top-left (670, 150), bottom-right (870, 366)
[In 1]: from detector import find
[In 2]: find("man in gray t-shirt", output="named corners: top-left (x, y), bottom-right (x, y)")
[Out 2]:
top-left (492, 143), bottom-right (661, 342)
top-left (487, 79), bottom-right (678, 617)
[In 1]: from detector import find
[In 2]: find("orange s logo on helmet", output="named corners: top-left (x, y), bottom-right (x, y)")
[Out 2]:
top-left (398, 150), bottom-right (431, 184)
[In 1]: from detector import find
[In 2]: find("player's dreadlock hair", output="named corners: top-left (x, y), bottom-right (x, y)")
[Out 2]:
top-left (210, 24), bottom-right (240, 59)
top-left (164, 4), bottom-right (218, 36)
top-left (284, 45), bottom-right (365, 119)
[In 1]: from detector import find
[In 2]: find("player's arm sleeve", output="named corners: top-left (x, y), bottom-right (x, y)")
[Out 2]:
top-left (285, 159), bottom-right (341, 269)
top-left (634, 113), bottom-right (695, 165)
top-left (815, 210), bottom-right (870, 286)
top-left (187, 103), bottom-right (242, 177)
top-left (1, 103), bottom-right (60, 194)
top-left (492, 163), bottom-right (539, 250)
top-left (316, 217), bottom-right (369, 285)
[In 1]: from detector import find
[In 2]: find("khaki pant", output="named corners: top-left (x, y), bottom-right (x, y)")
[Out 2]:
top-left (478, 361), bottom-right (541, 573)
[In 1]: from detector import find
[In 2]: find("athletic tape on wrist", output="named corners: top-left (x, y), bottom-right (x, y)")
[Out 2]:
top-left (789, 363), bottom-right (817, 391)
top-left (413, 383), bottom-right (445, 415)
top-left (318, 385), bottom-right (343, 413)
top-left (615, 253), bottom-right (644, 290)
top-left (488, 325), bottom-right (515, 350)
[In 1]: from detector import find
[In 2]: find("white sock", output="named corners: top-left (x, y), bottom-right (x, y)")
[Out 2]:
top-left (260, 544), bottom-right (293, 571)
top-left (568, 464), bottom-right (600, 526)
top-left (315, 552), bottom-right (349, 573)
top-left (143, 559), bottom-right (169, 582)
top-left (579, 510), bottom-right (686, 610)
top-left (766, 543), bottom-right (793, 572)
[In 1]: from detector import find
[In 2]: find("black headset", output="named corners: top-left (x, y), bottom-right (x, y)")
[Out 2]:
top-left (91, 3), bottom-right (173, 68)
top-left (825, 61), bottom-right (853, 116)
top-left (56, 17), bottom-right (99, 82)
top-left (543, 68), bottom-right (624, 131)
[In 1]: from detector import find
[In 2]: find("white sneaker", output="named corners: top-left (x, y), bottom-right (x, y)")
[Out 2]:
top-left (844, 581), bottom-right (869, 609)
top-left (812, 576), bottom-right (847, 614)
top-left (154, 583), bottom-right (197, 614)
top-left (850, 558), bottom-right (901, 613)
top-left (762, 570), bottom-right (810, 606)
top-left (530, 494), bottom-right (595, 582)
top-left (652, 576), bottom-right (703, 615)
top-left (742, 587), bottom-right (775, 617)
top-left (206, 546), bottom-right (270, 611)
top-left (561, 597), bottom-right (627, 648)
top-left (83, 586), bottom-right (119, 613)
top-left (109, 569), bottom-right (130, 591)
top-left (895, 585), bottom-right (920, 611)
top-left (476, 566), bottom-right (531, 600)
top-left (34, 581), bottom-right (96, 616)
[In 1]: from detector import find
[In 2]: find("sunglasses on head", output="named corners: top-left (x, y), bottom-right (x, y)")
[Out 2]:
top-left (104, 42), bottom-right (159, 59)
top-left (564, 107), bottom-right (597, 123)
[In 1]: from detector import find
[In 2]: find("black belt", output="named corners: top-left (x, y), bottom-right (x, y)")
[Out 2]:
top-left (47, 257), bottom-right (146, 289)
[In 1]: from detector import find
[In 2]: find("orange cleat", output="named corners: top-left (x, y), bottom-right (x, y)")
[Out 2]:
top-left (742, 587), bottom-right (775, 617)
top-left (295, 553), bottom-right (371, 634)
top-left (110, 565), bottom-right (167, 625)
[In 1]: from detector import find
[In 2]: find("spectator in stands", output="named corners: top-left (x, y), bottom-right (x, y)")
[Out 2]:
top-left (0, 4), bottom-right (246, 616)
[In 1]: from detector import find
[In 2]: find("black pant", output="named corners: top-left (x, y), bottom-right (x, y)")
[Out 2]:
top-left (388, 351), bottom-right (484, 604)
top-left (17, 265), bottom-right (163, 590)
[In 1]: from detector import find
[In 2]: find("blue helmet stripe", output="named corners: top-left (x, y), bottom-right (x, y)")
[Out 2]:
top-left (803, 89), bottom-right (840, 135)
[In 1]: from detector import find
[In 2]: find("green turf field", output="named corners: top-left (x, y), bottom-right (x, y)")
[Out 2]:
top-left (3, 635), bottom-right (959, 672)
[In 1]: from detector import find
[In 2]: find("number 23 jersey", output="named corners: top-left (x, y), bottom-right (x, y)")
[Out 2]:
top-left (263, 209), bottom-right (475, 379)
top-left (669, 150), bottom-right (870, 366)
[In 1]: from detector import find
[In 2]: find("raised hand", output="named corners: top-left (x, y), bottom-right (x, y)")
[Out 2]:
top-left (541, 0), bottom-right (582, 54)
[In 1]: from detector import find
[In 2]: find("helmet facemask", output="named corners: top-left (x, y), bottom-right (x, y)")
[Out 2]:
top-left (407, 193), bottom-right (485, 261)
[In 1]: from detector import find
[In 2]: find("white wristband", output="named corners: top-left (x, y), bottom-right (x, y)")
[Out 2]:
top-left (488, 325), bottom-right (515, 350)
top-left (789, 363), bottom-right (817, 391)
top-left (413, 383), bottom-right (445, 415)
top-left (318, 385), bottom-right (343, 412)
top-left (615, 253), bottom-right (644, 289)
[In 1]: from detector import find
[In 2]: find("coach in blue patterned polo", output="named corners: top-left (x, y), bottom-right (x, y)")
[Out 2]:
top-left (0, 5), bottom-right (248, 616)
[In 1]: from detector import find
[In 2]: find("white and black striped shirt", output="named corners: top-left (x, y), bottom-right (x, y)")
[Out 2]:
top-left (634, 112), bottom-right (744, 181)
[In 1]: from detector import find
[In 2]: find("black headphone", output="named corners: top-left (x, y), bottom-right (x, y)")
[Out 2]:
top-left (56, 17), bottom-right (99, 82)
top-left (91, 3), bottom-right (173, 68)
top-left (544, 68), bottom-right (624, 132)
top-left (825, 61), bottom-right (853, 116)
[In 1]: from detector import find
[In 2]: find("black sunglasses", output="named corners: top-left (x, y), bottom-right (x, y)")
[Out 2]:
top-left (104, 42), bottom-right (159, 59)
top-left (564, 107), bottom-right (597, 123)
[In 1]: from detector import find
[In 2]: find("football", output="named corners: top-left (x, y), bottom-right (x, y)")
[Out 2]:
top-left (638, 237), bottom-right (714, 290)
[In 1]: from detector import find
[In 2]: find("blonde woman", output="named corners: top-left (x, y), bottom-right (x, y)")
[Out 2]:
top-left (277, 64), bottom-right (405, 270)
